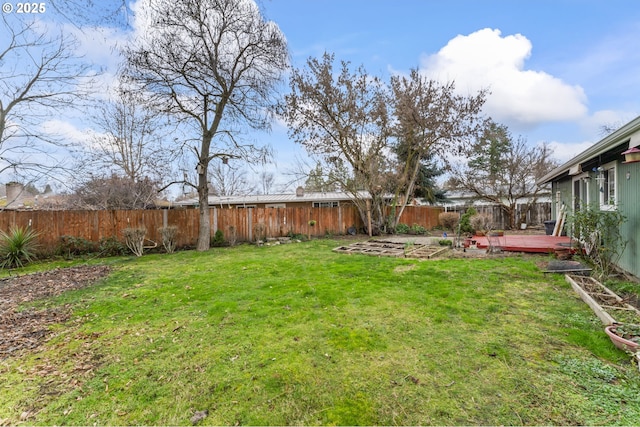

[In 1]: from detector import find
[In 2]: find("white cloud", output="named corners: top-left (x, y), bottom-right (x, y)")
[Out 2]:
top-left (40, 120), bottom-right (99, 147)
top-left (580, 109), bottom-right (637, 139)
top-left (547, 140), bottom-right (594, 164)
top-left (419, 28), bottom-right (588, 128)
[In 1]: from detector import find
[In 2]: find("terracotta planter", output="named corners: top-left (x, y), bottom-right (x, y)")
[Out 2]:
top-left (605, 325), bottom-right (639, 353)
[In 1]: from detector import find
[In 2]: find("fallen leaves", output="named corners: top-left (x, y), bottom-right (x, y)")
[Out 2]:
top-left (0, 266), bottom-right (110, 357)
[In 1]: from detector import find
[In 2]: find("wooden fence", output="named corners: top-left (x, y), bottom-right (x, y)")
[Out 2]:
top-left (0, 205), bottom-right (443, 252)
top-left (445, 202), bottom-right (551, 230)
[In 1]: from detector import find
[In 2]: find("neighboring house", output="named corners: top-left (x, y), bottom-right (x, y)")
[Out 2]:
top-left (539, 115), bottom-right (640, 279)
top-left (438, 190), bottom-right (552, 229)
top-left (176, 187), bottom-right (369, 209)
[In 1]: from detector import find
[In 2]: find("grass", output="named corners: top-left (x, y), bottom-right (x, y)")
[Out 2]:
top-left (1, 239), bottom-right (640, 425)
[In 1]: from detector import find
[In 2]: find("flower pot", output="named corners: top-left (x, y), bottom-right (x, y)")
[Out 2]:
top-left (605, 325), bottom-right (639, 353)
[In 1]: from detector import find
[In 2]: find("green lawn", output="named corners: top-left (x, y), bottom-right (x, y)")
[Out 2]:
top-left (1, 239), bottom-right (639, 425)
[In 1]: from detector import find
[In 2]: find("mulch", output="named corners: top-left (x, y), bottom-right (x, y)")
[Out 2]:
top-left (0, 265), bottom-right (111, 358)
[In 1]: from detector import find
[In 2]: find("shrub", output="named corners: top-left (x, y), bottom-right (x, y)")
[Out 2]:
top-left (211, 229), bottom-right (225, 247)
top-left (567, 203), bottom-right (627, 279)
top-left (56, 235), bottom-right (97, 258)
top-left (395, 223), bottom-right (411, 234)
top-left (470, 214), bottom-right (492, 234)
top-left (98, 236), bottom-right (128, 257)
top-left (227, 226), bottom-right (238, 246)
top-left (459, 207), bottom-right (477, 234)
top-left (159, 226), bottom-right (178, 253)
top-left (253, 222), bottom-right (267, 242)
top-left (438, 239), bottom-right (453, 246)
top-left (410, 223), bottom-right (427, 235)
top-left (0, 226), bottom-right (39, 268)
top-left (438, 212), bottom-right (459, 232)
top-left (122, 227), bottom-right (147, 257)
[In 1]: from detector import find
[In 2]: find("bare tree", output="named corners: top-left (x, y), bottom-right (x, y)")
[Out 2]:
top-left (281, 54), bottom-right (486, 234)
top-left (48, 0), bottom-right (128, 27)
top-left (0, 15), bottom-right (92, 184)
top-left (258, 170), bottom-right (275, 195)
top-left (209, 162), bottom-right (255, 196)
top-left (448, 122), bottom-right (558, 229)
top-left (390, 69), bottom-right (486, 227)
top-left (281, 53), bottom-right (391, 234)
top-left (124, 0), bottom-right (288, 250)
top-left (86, 84), bottom-right (172, 183)
top-left (69, 174), bottom-right (159, 210)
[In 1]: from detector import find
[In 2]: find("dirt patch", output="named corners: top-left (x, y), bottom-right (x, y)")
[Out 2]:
top-left (0, 265), bottom-right (111, 358)
top-left (394, 265), bottom-right (417, 273)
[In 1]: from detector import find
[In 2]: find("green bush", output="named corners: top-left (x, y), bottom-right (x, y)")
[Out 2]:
top-left (211, 229), bottom-right (225, 247)
top-left (410, 223), bottom-right (427, 235)
top-left (0, 226), bottom-right (39, 269)
top-left (395, 223), bottom-right (410, 234)
top-left (567, 203), bottom-right (627, 279)
top-left (98, 236), bottom-right (128, 257)
top-left (459, 207), bottom-right (477, 234)
top-left (438, 239), bottom-right (453, 246)
top-left (57, 235), bottom-right (97, 258)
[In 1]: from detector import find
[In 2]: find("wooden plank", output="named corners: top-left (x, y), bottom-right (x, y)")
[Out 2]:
top-left (566, 274), bottom-right (616, 326)
top-left (0, 205), bottom-right (443, 251)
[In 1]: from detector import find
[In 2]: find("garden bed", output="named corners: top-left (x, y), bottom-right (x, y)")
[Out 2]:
top-left (566, 275), bottom-right (640, 326)
top-left (332, 239), bottom-right (453, 259)
top-left (567, 274), bottom-right (640, 367)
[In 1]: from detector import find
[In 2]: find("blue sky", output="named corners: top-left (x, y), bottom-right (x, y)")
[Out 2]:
top-left (2, 0), bottom-right (640, 191)
top-left (261, 0), bottom-right (640, 165)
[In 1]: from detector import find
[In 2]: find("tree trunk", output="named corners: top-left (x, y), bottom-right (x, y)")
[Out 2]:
top-left (507, 203), bottom-right (517, 230)
top-left (393, 159), bottom-right (421, 229)
top-left (197, 168), bottom-right (210, 251)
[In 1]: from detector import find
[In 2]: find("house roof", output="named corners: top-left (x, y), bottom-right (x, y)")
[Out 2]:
top-left (539, 115), bottom-right (640, 184)
top-left (176, 191), bottom-right (370, 207)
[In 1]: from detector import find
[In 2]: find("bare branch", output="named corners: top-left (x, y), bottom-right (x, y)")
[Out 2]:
top-left (123, 0), bottom-right (288, 250)
top-left (0, 14), bottom-right (94, 184)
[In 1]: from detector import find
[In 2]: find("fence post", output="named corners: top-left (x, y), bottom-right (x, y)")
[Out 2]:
top-left (248, 208), bottom-right (253, 242)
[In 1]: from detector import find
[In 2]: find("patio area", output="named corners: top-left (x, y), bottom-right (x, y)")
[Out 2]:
top-left (464, 234), bottom-right (573, 253)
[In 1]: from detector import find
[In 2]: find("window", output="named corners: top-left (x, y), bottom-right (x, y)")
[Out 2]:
top-left (598, 162), bottom-right (616, 210)
top-left (313, 201), bottom-right (339, 208)
top-left (572, 173), bottom-right (590, 211)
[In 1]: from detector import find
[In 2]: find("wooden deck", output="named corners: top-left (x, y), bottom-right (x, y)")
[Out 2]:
top-left (464, 234), bottom-right (573, 253)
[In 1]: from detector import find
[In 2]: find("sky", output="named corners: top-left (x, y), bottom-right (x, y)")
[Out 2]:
top-left (261, 0), bottom-right (640, 164)
top-left (2, 0), bottom-right (640, 193)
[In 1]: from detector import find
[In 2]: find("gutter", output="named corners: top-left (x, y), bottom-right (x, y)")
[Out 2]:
top-left (538, 115), bottom-right (640, 185)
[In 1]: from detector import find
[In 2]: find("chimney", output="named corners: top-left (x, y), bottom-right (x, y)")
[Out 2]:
top-left (6, 182), bottom-right (24, 208)
top-left (295, 186), bottom-right (304, 197)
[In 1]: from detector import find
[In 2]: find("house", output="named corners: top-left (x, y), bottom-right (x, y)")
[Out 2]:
top-left (538, 115), bottom-right (640, 278)
top-left (175, 187), bottom-right (369, 209)
top-left (438, 190), bottom-right (552, 229)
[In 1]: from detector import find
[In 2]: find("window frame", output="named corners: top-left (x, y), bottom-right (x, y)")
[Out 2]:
top-left (312, 201), bottom-right (339, 208)
top-left (598, 162), bottom-right (617, 211)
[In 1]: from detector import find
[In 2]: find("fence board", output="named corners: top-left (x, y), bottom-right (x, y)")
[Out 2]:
top-left (0, 205), bottom-right (444, 252)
